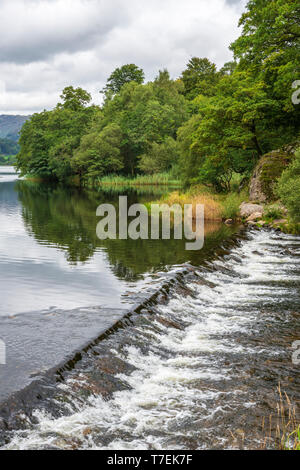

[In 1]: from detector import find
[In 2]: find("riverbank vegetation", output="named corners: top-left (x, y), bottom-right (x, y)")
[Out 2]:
top-left (262, 385), bottom-right (300, 451)
top-left (148, 190), bottom-right (222, 221)
top-left (276, 149), bottom-right (300, 223)
top-left (88, 172), bottom-right (181, 188)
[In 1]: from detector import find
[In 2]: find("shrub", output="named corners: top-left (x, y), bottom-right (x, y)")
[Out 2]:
top-left (221, 192), bottom-right (246, 220)
top-left (263, 204), bottom-right (284, 221)
top-left (276, 149), bottom-right (300, 223)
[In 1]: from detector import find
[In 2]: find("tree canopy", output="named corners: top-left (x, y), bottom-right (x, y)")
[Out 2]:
top-left (102, 64), bottom-right (145, 98)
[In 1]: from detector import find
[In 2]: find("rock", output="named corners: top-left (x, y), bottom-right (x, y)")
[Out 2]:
top-left (249, 142), bottom-right (299, 202)
top-left (224, 219), bottom-right (234, 225)
top-left (246, 212), bottom-right (263, 222)
top-left (272, 219), bottom-right (287, 226)
top-left (0, 418), bottom-right (6, 431)
top-left (240, 202), bottom-right (264, 218)
top-left (247, 221), bottom-right (257, 226)
top-left (257, 220), bottom-right (266, 226)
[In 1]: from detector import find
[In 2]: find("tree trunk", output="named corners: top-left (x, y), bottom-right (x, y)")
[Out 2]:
top-left (251, 122), bottom-right (263, 156)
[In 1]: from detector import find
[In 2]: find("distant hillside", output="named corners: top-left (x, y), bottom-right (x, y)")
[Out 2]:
top-left (0, 114), bottom-right (31, 142)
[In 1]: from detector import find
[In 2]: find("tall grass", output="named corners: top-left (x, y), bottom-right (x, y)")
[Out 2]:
top-left (219, 191), bottom-right (248, 220)
top-left (261, 384), bottom-right (300, 450)
top-left (92, 173), bottom-right (182, 187)
top-left (151, 190), bottom-right (222, 221)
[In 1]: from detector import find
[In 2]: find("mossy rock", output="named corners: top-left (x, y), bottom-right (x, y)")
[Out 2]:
top-left (250, 143), bottom-right (299, 202)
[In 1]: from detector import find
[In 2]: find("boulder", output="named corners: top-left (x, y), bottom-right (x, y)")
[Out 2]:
top-left (246, 212), bottom-right (263, 222)
top-left (240, 202), bottom-right (264, 218)
top-left (249, 143), bottom-right (298, 202)
top-left (224, 219), bottom-right (234, 225)
top-left (272, 219), bottom-right (288, 226)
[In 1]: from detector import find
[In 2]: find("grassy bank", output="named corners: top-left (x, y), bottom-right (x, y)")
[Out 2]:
top-left (23, 172), bottom-right (182, 189)
top-left (86, 172), bottom-right (182, 188)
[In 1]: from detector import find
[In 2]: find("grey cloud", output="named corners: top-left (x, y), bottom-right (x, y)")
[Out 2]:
top-left (225, 0), bottom-right (244, 4)
top-left (0, 0), bottom-right (128, 64)
top-left (0, 0), bottom-right (246, 114)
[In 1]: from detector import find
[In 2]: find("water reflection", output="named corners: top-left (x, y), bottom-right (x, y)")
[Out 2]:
top-left (16, 180), bottom-right (236, 279)
top-left (0, 170), bottom-right (237, 316)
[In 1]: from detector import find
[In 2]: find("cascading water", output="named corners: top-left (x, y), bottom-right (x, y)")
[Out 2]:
top-left (1, 229), bottom-right (299, 450)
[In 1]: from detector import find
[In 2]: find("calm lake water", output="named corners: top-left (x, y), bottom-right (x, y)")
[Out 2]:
top-left (0, 166), bottom-right (235, 317)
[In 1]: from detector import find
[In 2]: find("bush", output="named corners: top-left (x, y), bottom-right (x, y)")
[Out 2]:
top-left (221, 192), bottom-right (246, 220)
top-left (153, 191), bottom-right (222, 220)
top-left (263, 204), bottom-right (284, 221)
top-left (276, 149), bottom-right (300, 222)
top-left (230, 172), bottom-right (249, 193)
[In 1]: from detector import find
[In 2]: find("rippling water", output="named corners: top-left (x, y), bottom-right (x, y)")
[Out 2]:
top-left (2, 229), bottom-right (299, 450)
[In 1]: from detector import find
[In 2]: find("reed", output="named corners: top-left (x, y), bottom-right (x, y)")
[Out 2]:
top-left (93, 173), bottom-right (182, 187)
top-left (261, 384), bottom-right (300, 450)
top-left (151, 190), bottom-right (222, 221)
top-left (219, 191), bottom-right (247, 220)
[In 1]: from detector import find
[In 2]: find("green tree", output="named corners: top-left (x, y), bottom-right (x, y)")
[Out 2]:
top-left (276, 148), bottom-right (300, 222)
top-left (17, 111), bottom-right (54, 178)
top-left (17, 88), bottom-right (98, 180)
top-left (59, 86), bottom-right (92, 111)
top-left (138, 137), bottom-right (179, 174)
top-left (102, 64), bottom-right (145, 97)
top-left (181, 57), bottom-right (219, 100)
top-left (178, 71), bottom-right (278, 191)
top-left (219, 61), bottom-right (237, 76)
top-left (230, 0), bottom-right (300, 115)
top-left (72, 123), bottom-right (123, 181)
top-left (100, 75), bottom-right (187, 175)
top-left (230, 0), bottom-right (299, 66)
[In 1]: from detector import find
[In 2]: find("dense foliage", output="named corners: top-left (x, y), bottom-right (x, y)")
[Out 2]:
top-left (17, 0), bottom-right (299, 191)
top-left (276, 149), bottom-right (300, 222)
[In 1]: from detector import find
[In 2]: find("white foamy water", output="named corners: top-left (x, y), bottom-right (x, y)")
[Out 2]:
top-left (3, 230), bottom-right (300, 450)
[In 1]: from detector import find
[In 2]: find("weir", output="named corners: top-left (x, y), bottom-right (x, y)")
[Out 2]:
top-left (0, 228), bottom-right (299, 449)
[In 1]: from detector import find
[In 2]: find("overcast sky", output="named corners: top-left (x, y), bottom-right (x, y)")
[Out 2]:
top-left (0, 0), bottom-right (247, 115)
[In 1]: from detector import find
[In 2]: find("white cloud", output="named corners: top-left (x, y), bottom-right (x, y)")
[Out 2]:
top-left (0, 0), bottom-right (247, 114)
